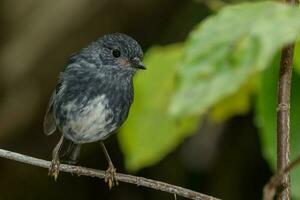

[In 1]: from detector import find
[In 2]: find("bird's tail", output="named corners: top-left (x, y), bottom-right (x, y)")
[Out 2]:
top-left (52, 136), bottom-right (81, 164)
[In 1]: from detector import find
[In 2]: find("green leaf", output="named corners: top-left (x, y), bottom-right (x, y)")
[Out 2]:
top-left (210, 76), bottom-right (255, 122)
top-left (295, 41), bottom-right (300, 75)
top-left (256, 56), bottom-right (300, 199)
top-left (119, 44), bottom-right (198, 171)
top-left (170, 2), bottom-right (300, 117)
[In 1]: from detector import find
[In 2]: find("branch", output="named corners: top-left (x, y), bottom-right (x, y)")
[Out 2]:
top-left (263, 154), bottom-right (300, 200)
top-left (276, 44), bottom-right (294, 200)
top-left (276, 0), bottom-right (298, 198)
top-left (0, 149), bottom-right (220, 200)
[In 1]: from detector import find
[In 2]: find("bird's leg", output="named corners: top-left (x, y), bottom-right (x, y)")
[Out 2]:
top-left (101, 141), bottom-right (118, 188)
top-left (48, 136), bottom-right (64, 180)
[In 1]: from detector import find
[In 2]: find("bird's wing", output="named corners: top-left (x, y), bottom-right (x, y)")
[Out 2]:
top-left (43, 78), bottom-right (64, 135)
top-left (43, 90), bottom-right (57, 135)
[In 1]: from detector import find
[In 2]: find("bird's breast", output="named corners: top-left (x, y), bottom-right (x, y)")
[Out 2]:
top-left (55, 70), bottom-right (134, 143)
top-left (60, 94), bottom-right (117, 143)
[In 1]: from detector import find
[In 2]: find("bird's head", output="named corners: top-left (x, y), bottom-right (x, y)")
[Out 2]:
top-left (95, 33), bottom-right (145, 73)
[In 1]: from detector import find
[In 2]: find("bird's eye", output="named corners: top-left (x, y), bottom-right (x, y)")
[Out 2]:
top-left (112, 49), bottom-right (121, 58)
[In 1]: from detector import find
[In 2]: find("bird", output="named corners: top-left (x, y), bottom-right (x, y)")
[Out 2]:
top-left (43, 33), bottom-right (145, 187)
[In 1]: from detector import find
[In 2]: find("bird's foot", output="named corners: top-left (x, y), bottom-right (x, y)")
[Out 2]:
top-left (48, 159), bottom-right (60, 181)
top-left (105, 163), bottom-right (118, 189)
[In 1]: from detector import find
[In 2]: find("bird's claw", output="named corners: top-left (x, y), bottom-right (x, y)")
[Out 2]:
top-left (105, 164), bottom-right (118, 189)
top-left (48, 159), bottom-right (60, 181)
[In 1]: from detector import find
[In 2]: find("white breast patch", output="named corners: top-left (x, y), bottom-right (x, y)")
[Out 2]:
top-left (62, 95), bottom-right (116, 143)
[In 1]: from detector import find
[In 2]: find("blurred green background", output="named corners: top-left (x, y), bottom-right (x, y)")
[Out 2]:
top-left (1, 0), bottom-right (300, 199)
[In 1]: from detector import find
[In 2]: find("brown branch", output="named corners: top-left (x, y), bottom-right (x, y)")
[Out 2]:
top-left (0, 149), bottom-right (220, 200)
top-left (263, 154), bottom-right (300, 200)
top-left (276, 44), bottom-right (294, 200)
top-left (276, 0), bottom-right (298, 198)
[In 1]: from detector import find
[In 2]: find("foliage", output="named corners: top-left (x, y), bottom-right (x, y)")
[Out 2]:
top-left (295, 41), bottom-right (300, 75)
top-left (210, 76), bottom-right (255, 122)
top-left (119, 2), bottom-right (300, 198)
top-left (119, 44), bottom-right (199, 171)
top-left (170, 1), bottom-right (300, 117)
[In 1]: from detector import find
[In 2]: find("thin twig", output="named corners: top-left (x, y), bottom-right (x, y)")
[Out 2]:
top-left (276, 2), bottom-right (298, 200)
top-left (276, 0), bottom-right (298, 198)
top-left (263, 154), bottom-right (300, 200)
top-left (277, 44), bottom-right (294, 200)
top-left (0, 149), bottom-right (220, 200)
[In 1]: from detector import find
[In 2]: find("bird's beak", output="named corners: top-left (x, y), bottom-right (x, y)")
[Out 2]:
top-left (131, 57), bottom-right (146, 70)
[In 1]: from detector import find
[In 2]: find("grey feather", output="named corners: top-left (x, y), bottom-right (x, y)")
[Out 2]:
top-left (43, 91), bottom-right (57, 135)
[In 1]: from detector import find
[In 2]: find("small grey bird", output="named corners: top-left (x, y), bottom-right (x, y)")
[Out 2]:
top-left (43, 33), bottom-right (145, 185)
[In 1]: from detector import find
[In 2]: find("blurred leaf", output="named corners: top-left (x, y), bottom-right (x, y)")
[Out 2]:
top-left (170, 2), bottom-right (300, 117)
top-left (256, 56), bottom-right (300, 199)
top-left (210, 76), bottom-right (256, 122)
top-left (295, 41), bottom-right (300, 75)
top-left (119, 44), bottom-right (199, 171)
